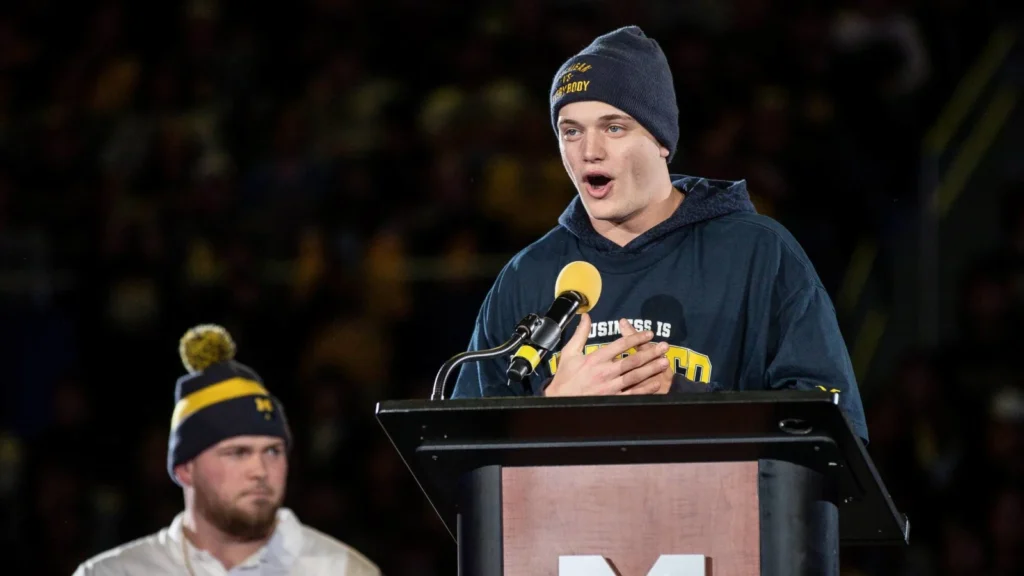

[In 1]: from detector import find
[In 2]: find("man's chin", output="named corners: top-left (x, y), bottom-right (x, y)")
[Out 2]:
top-left (231, 510), bottom-right (278, 541)
top-left (211, 502), bottom-right (280, 541)
top-left (586, 207), bottom-right (632, 226)
top-left (580, 198), bottom-right (619, 220)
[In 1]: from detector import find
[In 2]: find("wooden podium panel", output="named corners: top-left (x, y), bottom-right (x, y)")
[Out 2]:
top-left (501, 462), bottom-right (761, 576)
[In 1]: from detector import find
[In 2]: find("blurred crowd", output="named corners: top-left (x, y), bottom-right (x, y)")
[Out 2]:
top-left (853, 184), bottom-right (1024, 576)
top-left (0, 0), bottom-right (1021, 574)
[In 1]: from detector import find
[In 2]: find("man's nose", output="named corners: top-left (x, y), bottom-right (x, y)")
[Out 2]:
top-left (248, 455), bottom-right (269, 478)
top-left (581, 131), bottom-right (605, 161)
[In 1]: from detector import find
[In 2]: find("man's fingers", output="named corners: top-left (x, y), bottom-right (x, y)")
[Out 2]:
top-left (607, 357), bottom-right (669, 393)
top-left (618, 318), bottom-right (636, 335)
top-left (610, 317), bottom-right (643, 358)
top-left (562, 313), bottom-right (591, 356)
top-left (613, 341), bottom-right (669, 374)
top-left (618, 319), bottom-right (653, 350)
top-left (596, 328), bottom-right (655, 361)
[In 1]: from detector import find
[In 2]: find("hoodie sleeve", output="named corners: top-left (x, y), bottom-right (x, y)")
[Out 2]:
top-left (451, 262), bottom-right (532, 399)
top-left (766, 284), bottom-right (869, 443)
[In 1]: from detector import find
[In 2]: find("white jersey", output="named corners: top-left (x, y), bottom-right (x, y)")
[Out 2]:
top-left (71, 508), bottom-right (381, 576)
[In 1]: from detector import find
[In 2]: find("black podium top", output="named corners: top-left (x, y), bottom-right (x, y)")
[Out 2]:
top-left (375, 391), bottom-right (909, 546)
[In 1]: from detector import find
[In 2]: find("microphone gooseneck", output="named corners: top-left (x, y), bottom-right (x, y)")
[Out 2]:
top-left (430, 315), bottom-right (537, 401)
top-left (431, 261), bottom-right (602, 400)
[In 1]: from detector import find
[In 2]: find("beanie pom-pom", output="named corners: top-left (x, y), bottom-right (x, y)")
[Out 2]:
top-left (179, 324), bottom-right (236, 373)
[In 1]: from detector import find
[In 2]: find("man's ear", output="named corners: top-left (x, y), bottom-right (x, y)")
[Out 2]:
top-left (659, 145), bottom-right (670, 159)
top-left (174, 461), bottom-right (194, 487)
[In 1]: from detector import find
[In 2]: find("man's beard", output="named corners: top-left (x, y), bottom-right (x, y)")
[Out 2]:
top-left (194, 480), bottom-right (281, 541)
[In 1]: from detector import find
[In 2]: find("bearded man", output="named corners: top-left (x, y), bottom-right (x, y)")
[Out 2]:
top-left (73, 324), bottom-right (380, 576)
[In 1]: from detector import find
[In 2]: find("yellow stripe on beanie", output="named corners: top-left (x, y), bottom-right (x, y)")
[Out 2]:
top-left (171, 377), bottom-right (269, 430)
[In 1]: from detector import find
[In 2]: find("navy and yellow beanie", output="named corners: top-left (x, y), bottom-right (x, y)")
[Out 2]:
top-left (549, 25), bottom-right (680, 162)
top-left (167, 324), bottom-right (291, 484)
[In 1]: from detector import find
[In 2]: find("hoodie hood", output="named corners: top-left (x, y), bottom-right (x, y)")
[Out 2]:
top-left (558, 174), bottom-right (756, 254)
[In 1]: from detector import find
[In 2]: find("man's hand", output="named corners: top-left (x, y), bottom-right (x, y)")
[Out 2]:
top-left (617, 319), bottom-right (673, 395)
top-left (544, 313), bottom-right (669, 397)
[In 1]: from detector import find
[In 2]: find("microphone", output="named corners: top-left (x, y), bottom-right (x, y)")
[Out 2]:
top-left (506, 261), bottom-right (602, 382)
top-left (430, 312), bottom-right (539, 401)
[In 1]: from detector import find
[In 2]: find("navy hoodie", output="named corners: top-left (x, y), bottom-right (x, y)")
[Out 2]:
top-left (451, 175), bottom-right (868, 443)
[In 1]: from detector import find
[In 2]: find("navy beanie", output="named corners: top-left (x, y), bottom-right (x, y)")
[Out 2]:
top-left (550, 26), bottom-right (680, 162)
top-left (167, 324), bottom-right (291, 485)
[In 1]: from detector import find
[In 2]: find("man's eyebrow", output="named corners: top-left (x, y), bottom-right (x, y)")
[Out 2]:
top-left (218, 444), bottom-right (249, 452)
top-left (558, 114), bottom-right (636, 127)
top-left (598, 114), bottom-right (635, 123)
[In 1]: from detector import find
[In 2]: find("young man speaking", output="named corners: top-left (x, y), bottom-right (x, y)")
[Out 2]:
top-left (450, 25), bottom-right (868, 444)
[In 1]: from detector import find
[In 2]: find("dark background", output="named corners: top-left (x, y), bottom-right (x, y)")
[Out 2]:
top-left (1, 0), bottom-right (1023, 574)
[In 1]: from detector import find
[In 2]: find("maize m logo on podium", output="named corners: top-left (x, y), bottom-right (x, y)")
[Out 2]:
top-left (559, 555), bottom-right (707, 575)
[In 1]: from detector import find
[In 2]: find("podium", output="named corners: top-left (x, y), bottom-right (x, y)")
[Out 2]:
top-left (375, 391), bottom-right (909, 576)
